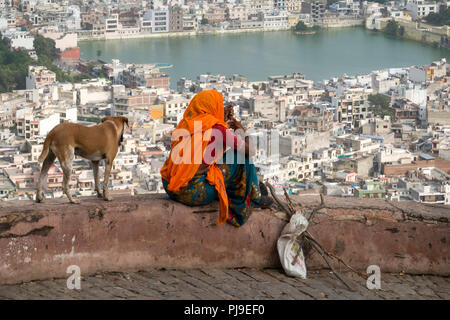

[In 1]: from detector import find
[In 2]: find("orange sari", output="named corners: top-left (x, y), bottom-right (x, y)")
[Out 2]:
top-left (160, 90), bottom-right (230, 225)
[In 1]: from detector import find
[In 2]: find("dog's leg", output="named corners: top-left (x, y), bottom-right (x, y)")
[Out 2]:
top-left (36, 151), bottom-right (56, 203)
top-left (92, 160), bottom-right (102, 198)
top-left (103, 158), bottom-right (113, 201)
top-left (60, 147), bottom-right (79, 204)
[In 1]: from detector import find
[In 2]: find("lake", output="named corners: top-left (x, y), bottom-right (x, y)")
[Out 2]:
top-left (79, 28), bottom-right (450, 89)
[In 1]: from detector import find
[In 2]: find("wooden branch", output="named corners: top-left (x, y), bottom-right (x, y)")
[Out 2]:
top-left (266, 182), bottom-right (293, 216)
top-left (307, 238), bottom-right (355, 291)
top-left (270, 188), bottom-right (360, 291)
top-left (283, 187), bottom-right (297, 215)
top-left (307, 193), bottom-right (325, 223)
top-left (305, 232), bottom-right (365, 280)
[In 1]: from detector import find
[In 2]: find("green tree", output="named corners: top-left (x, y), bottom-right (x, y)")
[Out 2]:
top-left (425, 8), bottom-right (450, 26)
top-left (97, 68), bottom-right (108, 78)
top-left (34, 35), bottom-right (58, 62)
top-left (200, 17), bottom-right (209, 25)
top-left (384, 20), bottom-right (399, 37)
top-left (295, 21), bottom-right (309, 31)
top-left (0, 32), bottom-right (34, 93)
top-left (368, 94), bottom-right (394, 118)
top-left (0, 32), bottom-right (93, 92)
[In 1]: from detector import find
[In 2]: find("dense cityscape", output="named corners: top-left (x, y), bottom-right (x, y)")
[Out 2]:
top-left (0, 0), bottom-right (449, 206)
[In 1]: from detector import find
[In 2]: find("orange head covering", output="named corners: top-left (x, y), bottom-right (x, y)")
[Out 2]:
top-left (161, 90), bottom-right (230, 225)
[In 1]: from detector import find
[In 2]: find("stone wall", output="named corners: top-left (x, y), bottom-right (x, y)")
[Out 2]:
top-left (0, 194), bottom-right (448, 284)
top-left (375, 18), bottom-right (450, 49)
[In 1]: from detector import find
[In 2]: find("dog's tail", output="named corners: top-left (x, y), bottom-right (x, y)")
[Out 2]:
top-left (38, 132), bottom-right (53, 163)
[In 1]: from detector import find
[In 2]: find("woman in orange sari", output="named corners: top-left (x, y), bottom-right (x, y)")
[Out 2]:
top-left (160, 90), bottom-right (271, 227)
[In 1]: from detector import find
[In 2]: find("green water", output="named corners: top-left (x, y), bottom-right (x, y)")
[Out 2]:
top-left (79, 28), bottom-right (450, 89)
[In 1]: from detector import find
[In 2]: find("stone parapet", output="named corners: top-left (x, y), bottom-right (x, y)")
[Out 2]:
top-left (0, 194), bottom-right (448, 284)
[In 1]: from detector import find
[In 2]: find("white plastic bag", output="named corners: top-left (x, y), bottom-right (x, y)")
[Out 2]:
top-left (277, 211), bottom-right (309, 278)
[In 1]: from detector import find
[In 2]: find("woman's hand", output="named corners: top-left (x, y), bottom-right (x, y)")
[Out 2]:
top-left (227, 117), bottom-right (245, 132)
top-left (224, 104), bottom-right (234, 122)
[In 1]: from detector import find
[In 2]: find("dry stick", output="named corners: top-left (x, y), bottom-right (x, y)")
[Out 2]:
top-left (305, 231), bottom-right (366, 280)
top-left (308, 193), bottom-right (325, 223)
top-left (283, 187), bottom-right (297, 214)
top-left (308, 238), bottom-right (355, 292)
top-left (273, 189), bottom-right (361, 289)
top-left (266, 182), bottom-right (293, 216)
top-left (281, 187), bottom-right (310, 266)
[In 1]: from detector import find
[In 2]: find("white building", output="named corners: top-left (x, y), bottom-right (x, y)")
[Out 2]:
top-left (17, 113), bottom-right (60, 139)
top-left (410, 183), bottom-right (447, 204)
top-left (39, 113), bottom-right (60, 136)
top-left (41, 32), bottom-right (78, 51)
top-left (227, 4), bottom-right (249, 20)
top-left (0, 16), bottom-right (7, 31)
top-left (113, 153), bottom-right (139, 170)
top-left (406, 0), bottom-right (438, 20)
top-left (77, 87), bottom-right (112, 105)
top-left (164, 97), bottom-right (190, 125)
top-left (66, 5), bottom-right (81, 30)
top-left (409, 66), bottom-right (427, 83)
top-left (150, 6), bottom-right (170, 33)
top-left (263, 11), bottom-right (289, 29)
top-left (329, 0), bottom-right (361, 16)
top-left (2, 30), bottom-right (35, 51)
top-left (54, 106), bottom-right (78, 123)
top-left (26, 66), bottom-right (57, 90)
top-left (393, 83), bottom-right (427, 106)
top-left (371, 70), bottom-right (399, 94)
top-left (243, 0), bottom-right (275, 14)
top-left (375, 145), bottom-right (415, 173)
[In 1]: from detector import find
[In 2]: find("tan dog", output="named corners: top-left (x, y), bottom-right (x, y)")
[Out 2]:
top-left (36, 116), bottom-right (130, 203)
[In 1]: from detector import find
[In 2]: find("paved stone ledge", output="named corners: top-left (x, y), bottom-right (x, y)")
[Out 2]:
top-left (0, 195), bottom-right (448, 285)
top-left (0, 268), bottom-right (448, 300)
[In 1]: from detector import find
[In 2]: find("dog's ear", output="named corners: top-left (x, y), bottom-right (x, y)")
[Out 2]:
top-left (121, 116), bottom-right (129, 128)
top-left (121, 116), bottom-right (131, 134)
top-left (101, 116), bottom-right (110, 123)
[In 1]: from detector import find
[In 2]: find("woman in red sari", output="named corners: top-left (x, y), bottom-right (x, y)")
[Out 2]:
top-left (160, 90), bottom-right (272, 227)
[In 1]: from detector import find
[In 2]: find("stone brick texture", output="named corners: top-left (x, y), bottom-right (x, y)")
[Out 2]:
top-left (0, 268), bottom-right (448, 300)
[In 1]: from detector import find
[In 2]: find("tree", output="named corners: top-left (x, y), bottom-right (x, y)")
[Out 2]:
top-left (368, 94), bottom-right (394, 118)
top-left (200, 17), bottom-right (209, 25)
top-left (97, 68), bottom-right (108, 78)
top-left (384, 20), bottom-right (399, 37)
top-left (34, 35), bottom-right (58, 62)
top-left (295, 21), bottom-right (308, 32)
top-left (424, 8), bottom-right (450, 26)
top-left (368, 94), bottom-right (390, 109)
top-left (0, 33), bottom-right (33, 93)
top-left (0, 33), bottom-right (93, 92)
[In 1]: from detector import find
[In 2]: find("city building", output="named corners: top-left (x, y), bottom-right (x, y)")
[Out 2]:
top-left (25, 66), bottom-right (57, 90)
